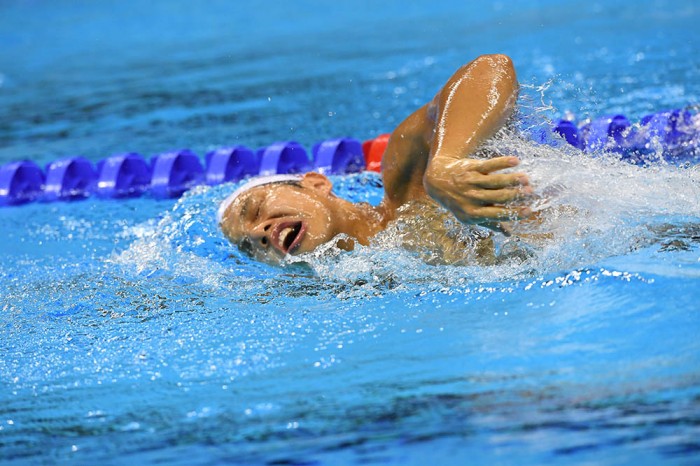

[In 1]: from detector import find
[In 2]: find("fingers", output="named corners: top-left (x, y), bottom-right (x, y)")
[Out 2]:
top-left (472, 156), bottom-right (519, 174)
top-left (466, 186), bottom-right (533, 204)
top-left (451, 156), bottom-right (529, 188)
top-left (428, 155), bottom-right (535, 234)
top-left (454, 169), bottom-right (529, 189)
top-left (471, 156), bottom-right (530, 188)
top-left (474, 172), bottom-right (529, 189)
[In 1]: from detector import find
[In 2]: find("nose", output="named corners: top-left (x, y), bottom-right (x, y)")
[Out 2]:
top-left (250, 221), bottom-right (273, 249)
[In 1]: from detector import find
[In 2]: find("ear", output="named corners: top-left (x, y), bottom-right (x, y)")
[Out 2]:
top-left (300, 172), bottom-right (333, 195)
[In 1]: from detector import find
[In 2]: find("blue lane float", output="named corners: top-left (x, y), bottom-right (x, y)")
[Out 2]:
top-left (0, 107), bottom-right (697, 207)
top-left (581, 114), bottom-right (631, 153)
top-left (0, 160), bottom-right (45, 206)
top-left (553, 108), bottom-right (698, 162)
top-left (44, 157), bottom-right (97, 201)
top-left (312, 138), bottom-right (365, 174)
top-left (150, 150), bottom-right (205, 199)
top-left (205, 146), bottom-right (258, 185)
top-left (640, 109), bottom-right (693, 147)
top-left (553, 120), bottom-right (582, 149)
top-left (257, 141), bottom-right (311, 176)
top-left (96, 153), bottom-right (152, 198)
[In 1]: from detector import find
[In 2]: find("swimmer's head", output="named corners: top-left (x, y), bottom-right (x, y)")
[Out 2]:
top-left (219, 172), bottom-right (375, 264)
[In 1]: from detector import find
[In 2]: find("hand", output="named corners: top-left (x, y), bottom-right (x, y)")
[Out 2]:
top-left (423, 155), bottom-right (533, 235)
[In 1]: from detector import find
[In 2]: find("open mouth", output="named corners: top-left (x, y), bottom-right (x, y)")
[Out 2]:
top-left (272, 221), bottom-right (305, 254)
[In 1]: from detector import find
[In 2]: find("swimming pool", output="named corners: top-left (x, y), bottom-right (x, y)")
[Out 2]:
top-left (1, 0), bottom-right (699, 464)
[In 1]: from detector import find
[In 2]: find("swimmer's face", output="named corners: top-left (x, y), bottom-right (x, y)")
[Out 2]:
top-left (220, 173), bottom-right (341, 263)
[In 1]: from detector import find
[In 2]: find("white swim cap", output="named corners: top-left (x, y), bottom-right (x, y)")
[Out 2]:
top-left (216, 174), bottom-right (303, 224)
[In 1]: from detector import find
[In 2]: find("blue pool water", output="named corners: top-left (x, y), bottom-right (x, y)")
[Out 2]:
top-left (1, 1), bottom-right (700, 464)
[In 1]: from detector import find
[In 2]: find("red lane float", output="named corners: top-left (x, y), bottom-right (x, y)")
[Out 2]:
top-left (362, 133), bottom-right (391, 172)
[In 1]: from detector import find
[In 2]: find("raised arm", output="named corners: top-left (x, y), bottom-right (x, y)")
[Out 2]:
top-left (424, 54), bottom-right (530, 232)
top-left (381, 54), bottom-right (531, 233)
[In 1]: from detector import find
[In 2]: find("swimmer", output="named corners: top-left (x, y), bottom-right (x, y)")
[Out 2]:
top-left (218, 54), bottom-right (533, 264)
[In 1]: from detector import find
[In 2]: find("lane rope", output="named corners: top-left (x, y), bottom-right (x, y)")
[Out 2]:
top-left (1, 108), bottom-right (697, 206)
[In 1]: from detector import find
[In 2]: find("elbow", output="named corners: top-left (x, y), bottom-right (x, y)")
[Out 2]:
top-left (475, 54), bottom-right (518, 98)
top-left (476, 53), bottom-right (514, 68)
top-left (473, 54), bottom-right (516, 80)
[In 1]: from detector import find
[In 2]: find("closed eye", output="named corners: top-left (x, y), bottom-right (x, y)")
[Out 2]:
top-left (243, 198), bottom-right (262, 226)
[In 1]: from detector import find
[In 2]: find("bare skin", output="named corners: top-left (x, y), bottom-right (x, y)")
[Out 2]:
top-left (220, 54), bottom-right (532, 263)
